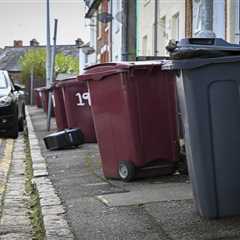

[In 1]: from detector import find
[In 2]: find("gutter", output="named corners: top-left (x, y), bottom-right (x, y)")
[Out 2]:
top-left (154, 0), bottom-right (159, 56)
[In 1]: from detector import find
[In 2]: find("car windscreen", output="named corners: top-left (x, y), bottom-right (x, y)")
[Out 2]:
top-left (0, 72), bottom-right (8, 88)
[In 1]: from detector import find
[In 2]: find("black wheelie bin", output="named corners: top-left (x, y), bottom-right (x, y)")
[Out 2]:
top-left (163, 38), bottom-right (240, 218)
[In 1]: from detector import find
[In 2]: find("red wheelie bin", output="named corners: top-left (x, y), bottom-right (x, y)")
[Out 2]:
top-left (39, 87), bottom-right (49, 113)
top-left (34, 88), bottom-right (43, 108)
top-left (56, 77), bottom-right (96, 143)
top-left (82, 62), bottom-right (178, 181)
top-left (52, 81), bottom-right (68, 131)
top-left (39, 86), bottom-right (54, 116)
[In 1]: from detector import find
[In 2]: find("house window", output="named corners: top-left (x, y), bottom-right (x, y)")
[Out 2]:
top-left (235, 0), bottom-right (240, 43)
top-left (193, 0), bottom-right (202, 36)
top-left (142, 35), bottom-right (148, 56)
top-left (172, 13), bottom-right (180, 41)
top-left (105, 0), bottom-right (111, 32)
top-left (158, 16), bottom-right (167, 56)
top-left (213, 0), bottom-right (225, 39)
top-left (115, 0), bottom-right (120, 33)
top-left (160, 16), bottom-right (167, 38)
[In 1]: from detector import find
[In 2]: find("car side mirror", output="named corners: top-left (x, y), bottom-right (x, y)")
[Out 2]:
top-left (14, 84), bottom-right (24, 91)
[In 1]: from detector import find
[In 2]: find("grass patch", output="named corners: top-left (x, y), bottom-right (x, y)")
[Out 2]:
top-left (24, 136), bottom-right (46, 240)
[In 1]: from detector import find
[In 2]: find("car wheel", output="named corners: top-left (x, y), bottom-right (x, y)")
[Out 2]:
top-left (118, 161), bottom-right (136, 182)
top-left (18, 105), bottom-right (26, 132)
top-left (18, 117), bottom-right (24, 132)
top-left (22, 104), bottom-right (26, 120)
top-left (8, 118), bottom-right (19, 139)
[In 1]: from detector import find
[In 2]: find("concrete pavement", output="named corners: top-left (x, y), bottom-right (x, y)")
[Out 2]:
top-left (26, 108), bottom-right (74, 240)
top-left (0, 136), bottom-right (32, 239)
top-left (28, 105), bottom-right (240, 240)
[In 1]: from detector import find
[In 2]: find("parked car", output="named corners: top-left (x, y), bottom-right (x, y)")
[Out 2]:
top-left (0, 70), bottom-right (25, 138)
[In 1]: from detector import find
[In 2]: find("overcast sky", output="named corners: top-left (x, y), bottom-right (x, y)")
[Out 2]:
top-left (0, 0), bottom-right (89, 48)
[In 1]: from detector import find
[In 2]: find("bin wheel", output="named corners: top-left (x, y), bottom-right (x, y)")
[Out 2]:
top-left (118, 161), bottom-right (135, 182)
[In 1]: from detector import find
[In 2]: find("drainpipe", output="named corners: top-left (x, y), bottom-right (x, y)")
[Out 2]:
top-left (136, 0), bottom-right (141, 57)
top-left (154, 0), bottom-right (159, 56)
top-left (46, 0), bottom-right (51, 87)
top-left (239, 0), bottom-right (240, 43)
top-left (122, 0), bottom-right (128, 61)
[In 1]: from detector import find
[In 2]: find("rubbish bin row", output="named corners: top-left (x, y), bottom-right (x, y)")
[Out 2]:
top-left (34, 37), bottom-right (240, 219)
top-left (34, 61), bottom-right (183, 182)
top-left (35, 78), bottom-right (96, 143)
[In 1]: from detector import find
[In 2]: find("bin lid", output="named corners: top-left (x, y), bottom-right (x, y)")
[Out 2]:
top-left (84, 61), bottom-right (164, 71)
top-left (55, 73), bottom-right (76, 81)
top-left (53, 77), bottom-right (78, 88)
top-left (162, 55), bottom-right (240, 70)
top-left (82, 61), bottom-right (165, 81)
top-left (34, 86), bottom-right (49, 91)
top-left (167, 38), bottom-right (240, 60)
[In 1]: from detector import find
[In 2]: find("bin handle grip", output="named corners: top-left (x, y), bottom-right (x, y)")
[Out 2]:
top-left (81, 69), bottom-right (127, 81)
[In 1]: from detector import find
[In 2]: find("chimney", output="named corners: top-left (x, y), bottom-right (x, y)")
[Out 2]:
top-left (75, 38), bottom-right (84, 48)
top-left (14, 40), bottom-right (23, 48)
top-left (30, 38), bottom-right (39, 47)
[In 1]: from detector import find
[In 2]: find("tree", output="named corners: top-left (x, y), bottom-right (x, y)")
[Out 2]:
top-left (19, 48), bottom-right (79, 85)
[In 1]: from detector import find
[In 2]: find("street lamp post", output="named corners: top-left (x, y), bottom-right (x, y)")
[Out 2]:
top-left (46, 0), bottom-right (51, 87)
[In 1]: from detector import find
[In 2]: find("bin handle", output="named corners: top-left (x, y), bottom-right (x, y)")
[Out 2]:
top-left (80, 69), bottom-right (128, 81)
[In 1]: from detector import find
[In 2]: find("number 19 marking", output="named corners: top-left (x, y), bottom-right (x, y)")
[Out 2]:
top-left (76, 92), bottom-right (91, 106)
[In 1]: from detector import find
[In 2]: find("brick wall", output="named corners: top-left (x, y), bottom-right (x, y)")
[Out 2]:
top-left (185, 0), bottom-right (192, 38)
top-left (96, 0), bottom-right (110, 63)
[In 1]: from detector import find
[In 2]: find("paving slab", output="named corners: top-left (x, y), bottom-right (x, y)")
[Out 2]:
top-left (26, 107), bottom-right (74, 240)
top-left (0, 135), bottom-right (32, 240)
top-left (97, 183), bottom-right (192, 207)
top-left (145, 200), bottom-right (240, 240)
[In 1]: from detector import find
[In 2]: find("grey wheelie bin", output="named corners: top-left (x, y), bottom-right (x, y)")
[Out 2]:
top-left (163, 38), bottom-right (240, 219)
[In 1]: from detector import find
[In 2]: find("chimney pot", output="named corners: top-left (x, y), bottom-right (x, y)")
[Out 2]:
top-left (14, 40), bottom-right (23, 48)
top-left (75, 38), bottom-right (84, 48)
top-left (30, 39), bottom-right (39, 47)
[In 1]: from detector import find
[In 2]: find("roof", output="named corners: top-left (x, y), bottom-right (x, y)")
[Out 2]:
top-left (0, 45), bottom-right (79, 72)
top-left (0, 47), bottom-right (27, 72)
top-left (84, 0), bottom-right (101, 18)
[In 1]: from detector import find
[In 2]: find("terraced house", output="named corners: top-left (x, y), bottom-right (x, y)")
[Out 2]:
top-left (82, 0), bottom-right (240, 65)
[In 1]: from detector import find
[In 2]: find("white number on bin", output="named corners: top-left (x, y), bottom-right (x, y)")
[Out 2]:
top-left (76, 92), bottom-right (91, 106)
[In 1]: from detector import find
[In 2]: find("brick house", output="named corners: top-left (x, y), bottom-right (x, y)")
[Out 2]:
top-left (84, 0), bottom-right (137, 63)
top-left (85, 0), bottom-right (111, 63)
